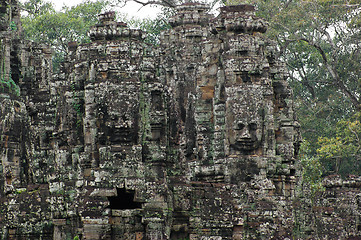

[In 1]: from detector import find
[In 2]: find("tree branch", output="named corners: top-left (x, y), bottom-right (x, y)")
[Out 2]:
top-left (300, 38), bottom-right (361, 111)
top-left (284, 0), bottom-right (293, 9)
top-left (275, 38), bottom-right (294, 59)
top-left (348, 123), bottom-right (361, 153)
top-left (331, 4), bottom-right (361, 8)
top-left (127, 0), bottom-right (176, 8)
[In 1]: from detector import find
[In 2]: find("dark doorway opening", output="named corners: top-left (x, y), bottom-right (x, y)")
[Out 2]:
top-left (170, 228), bottom-right (189, 240)
top-left (107, 188), bottom-right (142, 210)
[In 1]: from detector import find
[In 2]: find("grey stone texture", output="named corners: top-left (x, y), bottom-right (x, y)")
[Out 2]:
top-left (1, 1), bottom-right (361, 239)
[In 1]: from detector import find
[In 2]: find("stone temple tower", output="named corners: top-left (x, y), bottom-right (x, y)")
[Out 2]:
top-left (3, 1), bottom-right (361, 240)
top-left (0, 1), bottom-right (300, 239)
top-left (158, 4), bottom-right (301, 239)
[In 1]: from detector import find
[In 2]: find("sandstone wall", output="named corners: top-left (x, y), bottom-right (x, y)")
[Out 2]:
top-left (0, 1), bottom-right (360, 239)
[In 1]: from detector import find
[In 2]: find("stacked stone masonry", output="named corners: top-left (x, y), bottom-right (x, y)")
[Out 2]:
top-left (1, 1), bottom-right (361, 239)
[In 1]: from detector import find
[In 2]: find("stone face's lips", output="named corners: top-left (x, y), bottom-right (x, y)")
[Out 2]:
top-left (232, 140), bottom-right (260, 151)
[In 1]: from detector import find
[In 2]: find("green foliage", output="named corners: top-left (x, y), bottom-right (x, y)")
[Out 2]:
top-left (117, 7), bottom-right (173, 45)
top-left (15, 188), bottom-right (27, 194)
top-left (9, 21), bottom-right (17, 31)
top-left (316, 112), bottom-right (361, 176)
top-left (21, 0), bottom-right (108, 46)
top-left (243, 0), bottom-right (361, 176)
top-left (0, 40), bottom-right (20, 96)
top-left (21, 0), bottom-right (54, 16)
top-left (21, 0), bottom-right (171, 72)
top-left (0, 74), bottom-right (20, 96)
top-left (21, 0), bottom-right (109, 71)
top-left (300, 140), bottom-right (325, 196)
top-left (134, 16), bottom-right (171, 45)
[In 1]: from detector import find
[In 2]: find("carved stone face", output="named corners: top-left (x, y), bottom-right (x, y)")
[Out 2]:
top-left (97, 86), bottom-right (139, 145)
top-left (226, 86), bottom-right (264, 154)
top-left (105, 111), bottom-right (135, 144)
top-left (231, 120), bottom-right (260, 151)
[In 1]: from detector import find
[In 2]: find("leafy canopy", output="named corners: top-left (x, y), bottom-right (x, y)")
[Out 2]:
top-left (248, 0), bottom-right (361, 176)
top-left (21, 0), bottom-right (110, 70)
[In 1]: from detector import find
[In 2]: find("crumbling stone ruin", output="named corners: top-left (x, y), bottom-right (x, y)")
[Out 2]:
top-left (1, 0), bottom-right (361, 239)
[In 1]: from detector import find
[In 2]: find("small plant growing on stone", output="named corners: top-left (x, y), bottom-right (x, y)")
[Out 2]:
top-left (300, 140), bottom-right (325, 198)
top-left (9, 21), bottom-right (17, 31)
top-left (70, 82), bottom-right (83, 128)
top-left (0, 71), bottom-right (20, 96)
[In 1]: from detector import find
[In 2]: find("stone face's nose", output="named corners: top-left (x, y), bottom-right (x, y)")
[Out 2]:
top-left (239, 127), bottom-right (251, 139)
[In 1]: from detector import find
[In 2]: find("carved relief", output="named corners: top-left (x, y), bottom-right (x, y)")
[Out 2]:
top-left (226, 86), bottom-right (265, 155)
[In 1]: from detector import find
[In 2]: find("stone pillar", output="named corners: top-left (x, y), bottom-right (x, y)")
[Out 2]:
top-left (160, 3), bottom-right (212, 161)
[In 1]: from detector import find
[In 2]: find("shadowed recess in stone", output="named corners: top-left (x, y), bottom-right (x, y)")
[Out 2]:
top-left (170, 230), bottom-right (189, 240)
top-left (107, 188), bottom-right (142, 210)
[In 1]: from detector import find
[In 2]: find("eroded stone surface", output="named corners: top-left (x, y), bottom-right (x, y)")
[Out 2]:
top-left (1, 1), bottom-right (360, 239)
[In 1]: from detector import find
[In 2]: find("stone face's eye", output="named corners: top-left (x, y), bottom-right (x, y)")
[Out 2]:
top-left (237, 123), bottom-right (245, 130)
top-left (249, 123), bottom-right (257, 130)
